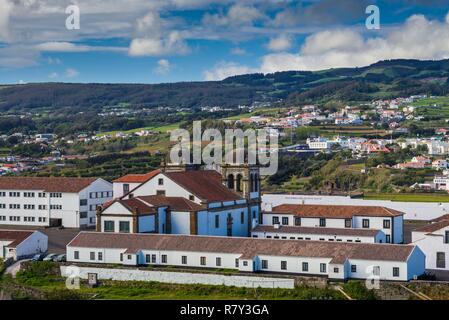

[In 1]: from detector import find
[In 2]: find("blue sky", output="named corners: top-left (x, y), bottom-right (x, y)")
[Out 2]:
top-left (0, 0), bottom-right (449, 84)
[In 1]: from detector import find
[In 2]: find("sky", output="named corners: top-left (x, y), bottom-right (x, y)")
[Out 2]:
top-left (1, 0), bottom-right (449, 84)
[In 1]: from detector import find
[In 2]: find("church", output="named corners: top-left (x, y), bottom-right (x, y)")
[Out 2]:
top-left (97, 163), bottom-right (261, 237)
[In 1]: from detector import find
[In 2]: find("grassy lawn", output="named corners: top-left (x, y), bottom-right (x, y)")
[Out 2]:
top-left (3, 262), bottom-right (346, 300)
top-left (411, 96), bottom-right (449, 117)
top-left (364, 192), bottom-right (449, 202)
top-left (96, 122), bottom-right (181, 137)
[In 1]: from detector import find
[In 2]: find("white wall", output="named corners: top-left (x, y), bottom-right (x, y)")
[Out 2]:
top-left (251, 230), bottom-right (382, 243)
top-left (15, 231), bottom-right (48, 258)
top-left (413, 227), bottom-right (449, 270)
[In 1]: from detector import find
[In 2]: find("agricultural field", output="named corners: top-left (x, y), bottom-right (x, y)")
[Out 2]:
top-left (364, 192), bottom-right (449, 202)
top-left (412, 96), bottom-right (449, 118)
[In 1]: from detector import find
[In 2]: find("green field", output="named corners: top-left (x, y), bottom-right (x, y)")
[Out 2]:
top-left (96, 123), bottom-right (181, 137)
top-left (412, 96), bottom-right (449, 117)
top-left (364, 193), bottom-right (449, 202)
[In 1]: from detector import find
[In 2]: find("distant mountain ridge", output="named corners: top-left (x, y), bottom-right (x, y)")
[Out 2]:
top-left (1, 59), bottom-right (449, 112)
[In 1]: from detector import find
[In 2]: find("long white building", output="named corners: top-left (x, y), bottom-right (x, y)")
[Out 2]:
top-left (262, 204), bottom-right (404, 244)
top-left (412, 215), bottom-right (449, 271)
top-left (0, 177), bottom-right (113, 228)
top-left (67, 232), bottom-right (425, 281)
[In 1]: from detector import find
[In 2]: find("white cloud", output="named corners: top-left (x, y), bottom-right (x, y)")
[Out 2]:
top-left (266, 34), bottom-right (293, 51)
top-left (203, 61), bottom-right (257, 81)
top-left (154, 59), bottom-right (171, 75)
top-left (128, 31), bottom-right (188, 56)
top-left (202, 4), bottom-right (264, 27)
top-left (0, 0), bottom-right (13, 42)
top-left (35, 42), bottom-right (126, 53)
top-left (65, 68), bottom-right (79, 78)
top-left (48, 72), bottom-right (58, 79)
top-left (231, 47), bottom-right (247, 55)
top-left (261, 13), bottom-right (449, 73)
top-left (47, 57), bottom-right (62, 64)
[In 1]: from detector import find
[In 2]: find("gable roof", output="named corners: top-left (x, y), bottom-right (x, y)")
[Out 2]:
top-left (68, 232), bottom-right (415, 263)
top-left (430, 214), bottom-right (449, 223)
top-left (413, 220), bottom-right (449, 234)
top-left (0, 176), bottom-right (98, 193)
top-left (0, 230), bottom-right (36, 247)
top-left (138, 195), bottom-right (205, 212)
top-left (252, 225), bottom-right (381, 237)
top-left (163, 170), bottom-right (242, 203)
top-left (113, 198), bottom-right (156, 215)
top-left (271, 204), bottom-right (404, 219)
top-left (113, 169), bottom-right (161, 183)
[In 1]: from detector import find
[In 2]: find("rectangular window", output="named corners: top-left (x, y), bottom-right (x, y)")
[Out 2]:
top-left (158, 178), bottom-right (164, 185)
top-left (261, 260), bottom-right (268, 269)
top-left (362, 219), bottom-right (370, 228)
top-left (215, 215), bottom-right (219, 228)
top-left (445, 231), bottom-right (449, 244)
top-left (383, 219), bottom-right (391, 229)
top-left (120, 253), bottom-right (123, 261)
top-left (79, 212), bottom-right (87, 219)
top-left (200, 256), bottom-right (206, 266)
top-left (182, 256), bottom-right (187, 265)
top-left (281, 261), bottom-right (287, 270)
top-left (104, 221), bottom-right (114, 232)
top-left (189, 195), bottom-right (194, 201)
top-left (294, 217), bottom-right (301, 226)
top-left (151, 254), bottom-right (156, 263)
top-left (373, 266), bottom-right (380, 276)
top-left (215, 257), bottom-right (221, 267)
top-left (123, 184), bottom-right (129, 194)
top-left (80, 199), bottom-right (87, 206)
top-left (90, 252), bottom-right (95, 261)
top-left (146, 254), bottom-right (151, 263)
top-left (386, 235), bottom-right (391, 243)
top-left (241, 211), bottom-right (244, 224)
top-left (302, 262), bottom-right (308, 272)
top-left (272, 216), bottom-right (279, 225)
top-left (319, 218), bottom-right (326, 227)
top-left (345, 219), bottom-right (351, 228)
top-left (393, 267), bottom-right (400, 277)
top-left (119, 221), bottom-right (130, 233)
top-left (235, 259), bottom-right (239, 268)
top-left (156, 190), bottom-right (166, 196)
top-left (351, 265), bottom-right (357, 273)
top-left (243, 261), bottom-right (248, 266)
top-left (161, 254), bottom-right (167, 263)
top-left (282, 217), bottom-right (289, 225)
top-left (98, 252), bottom-right (103, 261)
top-left (437, 252), bottom-right (446, 269)
top-left (320, 263), bottom-right (327, 273)
top-left (334, 267), bottom-right (339, 273)
top-left (74, 251), bottom-right (79, 260)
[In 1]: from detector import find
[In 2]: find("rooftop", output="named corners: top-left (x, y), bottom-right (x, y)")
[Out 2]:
top-left (270, 204), bottom-right (404, 219)
top-left (113, 169), bottom-right (161, 183)
top-left (0, 176), bottom-right (99, 193)
top-left (413, 220), bottom-right (449, 234)
top-left (252, 225), bottom-right (381, 237)
top-left (68, 232), bottom-right (415, 264)
top-left (0, 230), bottom-right (36, 247)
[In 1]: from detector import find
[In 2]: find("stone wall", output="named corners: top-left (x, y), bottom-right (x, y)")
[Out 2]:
top-left (60, 266), bottom-right (295, 289)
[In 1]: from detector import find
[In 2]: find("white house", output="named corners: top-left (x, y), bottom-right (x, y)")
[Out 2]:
top-left (251, 225), bottom-right (386, 243)
top-left (0, 230), bottom-right (48, 260)
top-left (412, 217), bottom-right (449, 271)
top-left (112, 170), bottom-right (161, 198)
top-left (66, 232), bottom-right (425, 281)
top-left (262, 204), bottom-right (404, 244)
top-left (0, 177), bottom-right (113, 228)
top-left (104, 166), bottom-right (261, 237)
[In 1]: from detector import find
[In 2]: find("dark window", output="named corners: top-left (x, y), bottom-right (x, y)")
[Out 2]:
top-left (319, 218), bottom-right (326, 227)
top-left (162, 254), bottom-right (167, 263)
top-left (90, 252), bottom-right (95, 261)
top-left (437, 252), bottom-right (446, 268)
top-left (320, 263), bottom-right (326, 273)
top-left (386, 235), bottom-right (391, 243)
top-left (383, 219), bottom-right (391, 229)
top-left (200, 256), bottom-right (206, 266)
top-left (79, 211), bottom-right (87, 219)
top-left (302, 262), bottom-right (308, 272)
top-left (151, 254), bottom-right (156, 263)
top-left (282, 217), bottom-right (289, 225)
top-left (146, 254), bottom-right (151, 263)
top-left (241, 211), bottom-right (244, 224)
top-left (215, 257), bottom-right (221, 266)
top-left (281, 261), bottom-right (287, 270)
top-left (182, 256), bottom-right (187, 265)
top-left (98, 252), bottom-right (103, 261)
top-left (362, 219), bottom-right (370, 228)
top-left (79, 199), bottom-right (87, 206)
top-left (189, 195), bottom-right (194, 201)
top-left (345, 219), bottom-right (351, 228)
top-left (393, 267), bottom-right (400, 277)
top-left (104, 220), bottom-right (115, 232)
top-left (158, 178), bottom-right (164, 185)
top-left (243, 261), bottom-right (248, 266)
top-left (272, 216), bottom-right (279, 225)
top-left (235, 259), bottom-right (239, 268)
top-left (215, 215), bottom-right (219, 228)
top-left (119, 221), bottom-right (130, 233)
top-left (156, 190), bottom-right (166, 196)
top-left (127, 255), bottom-right (132, 260)
top-left (123, 184), bottom-right (129, 194)
top-left (261, 260), bottom-right (268, 269)
top-left (120, 253), bottom-right (123, 261)
top-left (351, 265), bottom-right (357, 273)
top-left (74, 251), bottom-right (79, 260)
top-left (445, 231), bottom-right (449, 244)
top-left (294, 217), bottom-right (301, 226)
top-left (334, 267), bottom-right (339, 273)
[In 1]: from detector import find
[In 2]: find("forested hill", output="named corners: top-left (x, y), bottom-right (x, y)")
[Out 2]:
top-left (2, 59), bottom-right (449, 112)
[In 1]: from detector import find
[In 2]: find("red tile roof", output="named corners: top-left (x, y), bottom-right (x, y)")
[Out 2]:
top-left (0, 230), bottom-right (35, 247)
top-left (109, 198), bottom-right (156, 215)
top-left (138, 195), bottom-right (205, 212)
top-left (430, 214), bottom-right (449, 223)
top-left (413, 220), bottom-right (449, 233)
top-left (271, 204), bottom-right (404, 218)
top-left (164, 170), bottom-right (242, 202)
top-left (68, 232), bottom-right (415, 263)
top-left (0, 176), bottom-right (98, 193)
top-left (113, 169), bottom-right (161, 183)
top-left (252, 225), bottom-right (381, 237)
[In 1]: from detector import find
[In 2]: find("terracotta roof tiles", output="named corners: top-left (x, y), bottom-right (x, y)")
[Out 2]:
top-left (0, 176), bottom-right (99, 193)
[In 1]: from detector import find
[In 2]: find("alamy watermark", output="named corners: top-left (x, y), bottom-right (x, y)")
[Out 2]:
top-left (66, 4), bottom-right (80, 30)
top-left (366, 5), bottom-right (380, 30)
top-left (169, 121), bottom-right (278, 176)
